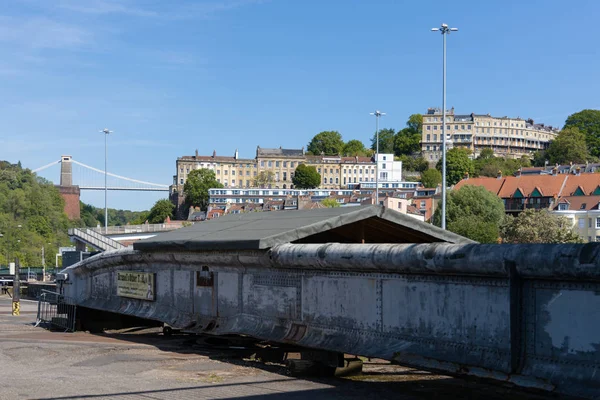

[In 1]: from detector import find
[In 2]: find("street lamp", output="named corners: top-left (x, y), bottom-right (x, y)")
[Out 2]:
top-left (100, 128), bottom-right (113, 234)
top-left (370, 110), bottom-right (386, 205)
top-left (431, 23), bottom-right (458, 230)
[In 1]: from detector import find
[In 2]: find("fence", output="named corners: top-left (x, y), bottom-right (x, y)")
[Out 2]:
top-left (35, 290), bottom-right (77, 332)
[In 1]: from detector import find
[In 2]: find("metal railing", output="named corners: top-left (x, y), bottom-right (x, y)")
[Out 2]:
top-left (35, 290), bottom-right (77, 332)
top-left (68, 228), bottom-right (124, 251)
top-left (88, 222), bottom-right (189, 235)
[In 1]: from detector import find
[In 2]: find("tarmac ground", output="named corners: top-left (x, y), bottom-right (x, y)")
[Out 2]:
top-left (0, 295), bottom-right (573, 400)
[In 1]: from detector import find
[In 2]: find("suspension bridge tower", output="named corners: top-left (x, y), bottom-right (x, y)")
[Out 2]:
top-left (58, 155), bottom-right (81, 220)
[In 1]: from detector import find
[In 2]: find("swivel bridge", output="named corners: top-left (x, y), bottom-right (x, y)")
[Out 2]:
top-left (57, 206), bottom-right (600, 399)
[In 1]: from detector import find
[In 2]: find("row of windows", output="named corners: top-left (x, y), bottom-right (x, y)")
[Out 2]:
top-left (426, 124), bottom-right (472, 131)
top-left (260, 160), bottom-right (298, 168)
top-left (576, 217), bottom-right (600, 229)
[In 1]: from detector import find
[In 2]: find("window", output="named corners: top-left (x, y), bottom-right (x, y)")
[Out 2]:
top-left (246, 180), bottom-right (250, 187)
top-left (283, 172), bottom-right (287, 181)
top-left (180, 168), bottom-right (183, 173)
top-left (268, 161), bottom-right (272, 167)
top-left (329, 178), bottom-right (333, 184)
top-left (246, 170), bottom-right (250, 176)
top-left (260, 161), bottom-right (265, 167)
top-left (335, 177), bottom-right (339, 184)
top-left (579, 219), bottom-right (585, 229)
top-left (291, 162), bottom-right (295, 168)
top-left (232, 179), bottom-right (236, 185)
top-left (433, 126), bottom-right (438, 130)
top-left (224, 170), bottom-right (228, 175)
top-left (589, 218), bottom-right (593, 228)
top-left (276, 161), bottom-right (280, 167)
top-left (596, 218), bottom-right (600, 229)
top-left (426, 134), bottom-right (431, 141)
top-left (426, 126), bottom-right (431, 131)
top-left (232, 170), bottom-right (235, 175)
top-left (180, 178), bottom-right (183, 184)
top-left (382, 163), bottom-right (386, 169)
top-left (420, 200), bottom-right (426, 209)
top-left (467, 125), bottom-right (471, 130)
top-left (383, 156), bottom-right (387, 161)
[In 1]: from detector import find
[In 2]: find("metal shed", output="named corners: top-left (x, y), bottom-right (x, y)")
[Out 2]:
top-left (133, 205), bottom-right (473, 252)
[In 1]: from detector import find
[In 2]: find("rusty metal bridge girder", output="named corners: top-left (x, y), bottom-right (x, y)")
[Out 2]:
top-left (60, 243), bottom-right (600, 399)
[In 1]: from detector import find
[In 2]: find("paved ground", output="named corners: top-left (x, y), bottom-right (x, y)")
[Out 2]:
top-left (0, 296), bottom-right (571, 400)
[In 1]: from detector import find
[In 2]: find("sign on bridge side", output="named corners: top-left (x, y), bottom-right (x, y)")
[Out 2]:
top-left (116, 272), bottom-right (155, 301)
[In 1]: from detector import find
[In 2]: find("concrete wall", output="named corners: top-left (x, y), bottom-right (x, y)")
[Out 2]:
top-left (61, 243), bottom-right (600, 399)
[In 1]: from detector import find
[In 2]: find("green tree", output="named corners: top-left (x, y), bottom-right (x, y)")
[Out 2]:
top-left (436, 147), bottom-right (474, 185)
top-left (342, 139), bottom-right (367, 156)
top-left (394, 128), bottom-right (421, 156)
top-left (146, 199), bottom-right (175, 224)
top-left (292, 164), bottom-right (321, 189)
top-left (406, 113), bottom-right (423, 133)
top-left (371, 128), bottom-right (395, 154)
top-left (420, 168), bottom-right (442, 188)
top-left (564, 109), bottom-right (600, 157)
top-left (532, 151), bottom-right (548, 167)
top-left (307, 131), bottom-right (344, 155)
top-left (432, 185), bottom-right (505, 243)
top-left (478, 148), bottom-right (495, 159)
top-left (253, 171), bottom-right (275, 188)
top-left (545, 127), bottom-right (590, 165)
top-left (321, 198), bottom-right (340, 208)
top-left (397, 155), bottom-right (429, 172)
top-left (500, 209), bottom-right (581, 243)
top-left (183, 169), bottom-right (223, 211)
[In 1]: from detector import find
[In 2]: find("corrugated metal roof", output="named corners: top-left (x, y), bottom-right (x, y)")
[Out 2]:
top-left (134, 205), bottom-right (473, 252)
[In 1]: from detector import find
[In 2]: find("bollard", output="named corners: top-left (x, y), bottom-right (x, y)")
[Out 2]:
top-left (12, 258), bottom-right (20, 316)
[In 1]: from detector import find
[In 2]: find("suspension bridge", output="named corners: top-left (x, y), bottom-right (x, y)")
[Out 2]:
top-left (33, 156), bottom-right (169, 192)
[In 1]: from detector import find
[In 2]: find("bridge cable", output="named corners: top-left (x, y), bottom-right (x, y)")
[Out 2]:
top-left (71, 159), bottom-right (169, 188)
top-left (32, 160), bottom-right (61, 173)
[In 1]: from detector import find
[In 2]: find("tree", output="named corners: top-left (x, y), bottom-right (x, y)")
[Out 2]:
top-left (342, 139), bottom-right (368, 156)
top-left (370, 128), bottom-right (395, 154)
top-left (532, 151), bottom-right (548, 167)
top-left (420, 169), bottom-right (442, 188)
top-left (545, 127), bottom-right (590, 165)
top-left (436, 147), bottom-right (474, 185)
top-left (307, 131), bottom-right (344, 156)
top-left (183, 168), bottom-right (223, 211)
top-left (478, 148), bottom-right (495, 159)
top-left (564, 109), bottom-right (600, 158)
top-left (253, 171), bottom-right (275, 188)
top-left (321, 198), bottom-right (340, 208)
top-left (292, 164), bottom-right (321, 189)
top-left (432, 185), bottom-right (505, 243)
top-left (146, 199), bottom-right (175, 223)
top-left (500, 209), bottom-right (581, 243)
top-left (406, 113), bottom-right (423, 133)
top-left (394, 128), bottom-right (421, 156)
top-left (397, 155), bottom-right (429, 172)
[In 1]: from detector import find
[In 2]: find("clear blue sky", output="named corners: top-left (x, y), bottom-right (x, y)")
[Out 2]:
top-left (2, 0), bottom-right (599, 211)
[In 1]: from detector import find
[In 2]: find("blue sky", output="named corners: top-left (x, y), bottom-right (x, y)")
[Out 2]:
top-left (2, 0), bottom-right (599, 211)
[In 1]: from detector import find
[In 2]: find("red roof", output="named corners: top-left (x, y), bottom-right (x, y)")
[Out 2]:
top-left (498, 175), bottom-right (567, 198)
top-left (560, 173), bottom-right (600, 196)
top-left (453, 177), bottom-right (505, 195)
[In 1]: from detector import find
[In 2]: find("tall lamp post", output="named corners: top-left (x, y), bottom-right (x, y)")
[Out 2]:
top-left (431, 23), bottom-right (458, 230)
top-left (100, 129), bottom-right (113, 234)
top-left (370, 110), bottom-right (386, 205)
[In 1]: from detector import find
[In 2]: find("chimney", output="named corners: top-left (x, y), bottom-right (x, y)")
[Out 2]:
top-left (497, 170), bottom-right (503, 179)
top-left (212, 150), bottom-right (216, 158)
top-left (552, 168), bottom-right (558, 176)
top-left (464, 171), bottom-right (469, 180)
top-left (515, 168), bottom-right (521, 178)
top-left (195, 149), bottom-right (199, 158)
top-left (301, 146), bottom-right (305, 155)
top-left (234, 149), bottom-right (239, 160)
top-left (576, 167), bottom-right (581, 176)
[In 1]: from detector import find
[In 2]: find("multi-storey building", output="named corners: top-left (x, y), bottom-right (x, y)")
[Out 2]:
top-left (172, 148), bottom-right (406, 192)
top-left (256, 146), bottom-right (306, 188)
top-left (421, 108), bottom-right (559, 165)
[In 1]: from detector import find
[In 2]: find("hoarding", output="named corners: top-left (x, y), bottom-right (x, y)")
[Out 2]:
top-left (116, 272), bottom-right (155, 301)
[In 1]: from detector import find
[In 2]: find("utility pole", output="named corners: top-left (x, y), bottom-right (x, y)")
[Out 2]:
top-left (100, 128), bottom-right (113, 234)
top-left (431, 23), bottom-right (458, 230)
top-left (370, 110), bottom-right (386, 205)
top-left (41, 245), bottom-right (45, 282)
